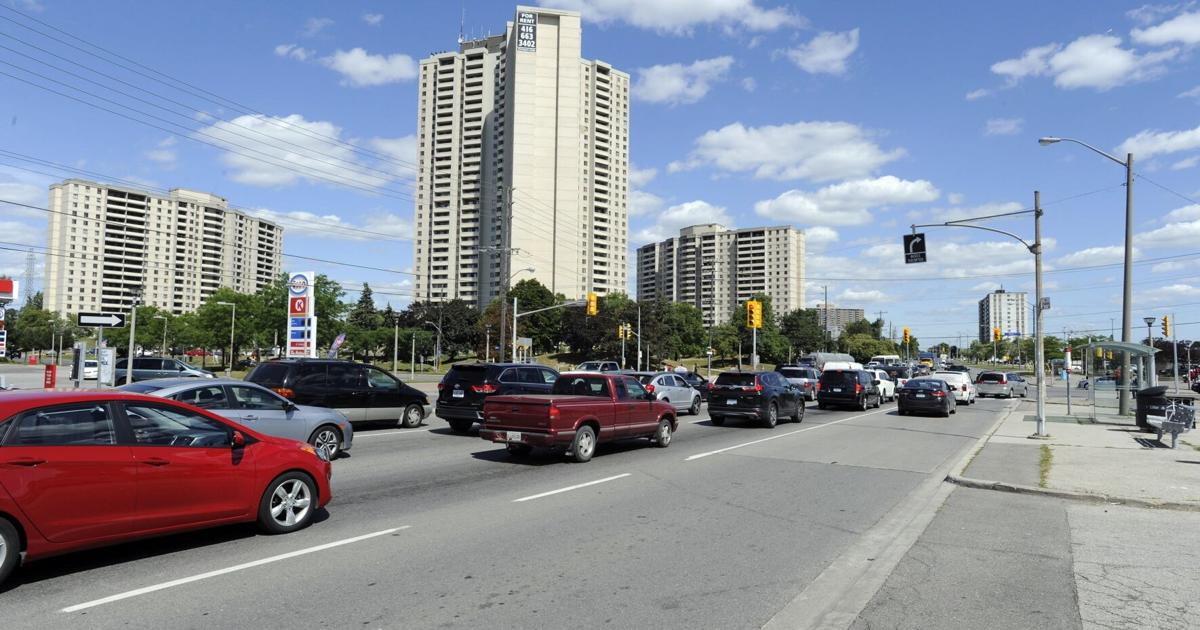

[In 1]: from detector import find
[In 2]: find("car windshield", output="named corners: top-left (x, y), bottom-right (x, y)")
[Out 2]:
top-left (552, 376), bottom-right (610, 397)
top-left (778, 368), bottom-right (806, 379)
top-left (978, 373), bottom-right (1005, 382)
top-left (819, 371), bottom-right (858, 387)
top-left (884, 367), bottom-right (911, 378)
top-left (577, 362), bottom-right (602, 371)
top-left (715, 373), bottom-right (756, 387)
top-left (118, 382), bottom-right (167, 394)
top-left (247, 363), bottom-right (289, 388)
top-left (634, 374), bottom-right (655, 384)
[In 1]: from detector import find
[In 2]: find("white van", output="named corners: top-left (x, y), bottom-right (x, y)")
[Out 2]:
top-left (823, 361), bottom-right (864, 372)
top-left (869, 354), bottom-right (902, 366)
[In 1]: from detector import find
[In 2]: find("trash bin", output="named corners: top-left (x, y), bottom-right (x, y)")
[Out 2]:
top-left (1135, 386), bottom-right (1169, 431)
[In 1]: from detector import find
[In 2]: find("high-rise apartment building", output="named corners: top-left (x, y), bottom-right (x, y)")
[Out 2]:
top-left (814, 304), bottom-right (867, 338)
top-left (44, 179), bottom-right (282, 316)
top-left (413, 5), bottom-right (630, 308)
top-left (636, 224), bottom-right (805, 326)
top-left (978, 289), bottom-right (1028, 342)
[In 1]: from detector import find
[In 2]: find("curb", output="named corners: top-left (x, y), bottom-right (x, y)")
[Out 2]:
top-left (944, 400), bottom-right (1200, 513)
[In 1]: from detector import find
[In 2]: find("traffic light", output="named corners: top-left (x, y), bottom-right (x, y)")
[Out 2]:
top-left (586, 292), bottom-right (598, 316)
top-left (993, 327), bottom-right (1002, 342)
top-left (746, 300), bottom-right (763, 329)
top-left (902, 327), bottom-right (911, 344)
top-left (617, 325), bottom-right (625, 339)
top-left (1162, 315), bottom-right (1170, 337)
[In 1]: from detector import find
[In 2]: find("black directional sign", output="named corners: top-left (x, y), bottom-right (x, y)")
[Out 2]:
top-left (78, 312), bottom-right (126, 328)
top-left (904, 233), bottom-right (927, 264)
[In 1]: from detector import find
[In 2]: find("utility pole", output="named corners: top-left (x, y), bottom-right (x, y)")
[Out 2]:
top-left (1172, 313), bottom-right (1179, 392)
top-left (485, 327), bottom-right (491, 363)
top-left (637, 304), bottom-right (642, 371)
top-left (495, 185), bottom-right (515, 363)
top-left (410, 333), bottom-right (415, 381)
top-left (823, 285), bottom-right (830, 352)
top-left (125, 286), bottom-right (141, 385)
top-left (392, 322), bottom-right (399, 373)
top-left (1033, 191), bottom-right (1047, 437)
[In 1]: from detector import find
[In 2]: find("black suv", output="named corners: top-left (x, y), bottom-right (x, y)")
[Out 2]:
top-left (245, 359), bottom-right (429, 428)
top-left (436, 363), bottom-right (559, 433)
top-left (817, 369), bottom-right (882, 411)
top-left (708, 371), bottom-right (804, 428)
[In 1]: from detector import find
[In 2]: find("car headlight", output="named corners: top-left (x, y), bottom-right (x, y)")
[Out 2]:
top-left (301, 443), bottom-right (330, 462)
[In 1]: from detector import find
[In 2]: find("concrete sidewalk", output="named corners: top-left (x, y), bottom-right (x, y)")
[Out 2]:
top-left (953, 395), bottom-right (1200, 510)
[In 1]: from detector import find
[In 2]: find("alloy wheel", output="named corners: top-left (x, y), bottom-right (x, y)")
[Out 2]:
top-left (269, 479), bottom-right (312, 528)
top-left (313, 428), bottom-right (340, 458)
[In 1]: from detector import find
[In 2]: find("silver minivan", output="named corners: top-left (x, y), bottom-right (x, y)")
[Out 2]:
top-left (115, 357), bottom-right (215, 382)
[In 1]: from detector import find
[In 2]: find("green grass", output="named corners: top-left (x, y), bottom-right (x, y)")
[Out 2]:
top-left (1181, 440), bottom-right (1200, 453)
top-left (1038, 445), bottom-right (1053, 488)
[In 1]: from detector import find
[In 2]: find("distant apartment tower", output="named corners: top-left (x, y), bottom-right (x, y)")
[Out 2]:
top-left (814, 304), bottom-right (866, 338)
top-left (636, 224), bottom-right (805, 326)
top-left (413, 5), bottom-right (630, 308)
top-left (44, 179), bottom-right (282, 316)
top-left (978, 289), bottom-right (1028, 343)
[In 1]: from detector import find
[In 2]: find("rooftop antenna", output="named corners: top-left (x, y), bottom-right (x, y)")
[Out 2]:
top-left (458, 3), bottom-right (465, 45)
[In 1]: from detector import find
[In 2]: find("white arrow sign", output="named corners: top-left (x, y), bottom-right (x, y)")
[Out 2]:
top-left (78, 312), bottom-right (126, 327)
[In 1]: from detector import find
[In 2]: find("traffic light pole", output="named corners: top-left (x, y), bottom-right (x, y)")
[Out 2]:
top-left (752, 327), bottom-right (758, 371)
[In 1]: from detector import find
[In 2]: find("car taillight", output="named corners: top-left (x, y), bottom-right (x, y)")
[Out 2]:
top-left (933, 390), bottom-right (946, 397)
top-left (437, 382), bottom-right (445, 390)
top-left (274, 387), bottom-right (295, 399)
top-left (816, 382), bottom-right (821, 391)
top-left (549, 405), bottom-right (560, 422)
top-left (855, 383), bottom-right (863, 394)
top-left (472, 382), bottom-right (498, 394)
top-left (754, 382), bottom-right (764, 392)
top-left (999, 377), bottom-right (1008, 384)
top-left (707, 382), bottom-right (714, 391)
top-left (645, 384), bottom-right (656, 393)
top-left (962, 384), bottom-right (968, 391)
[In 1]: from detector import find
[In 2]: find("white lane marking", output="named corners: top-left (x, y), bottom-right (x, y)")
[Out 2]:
top-left (685, 408), bottom-right (890, 461)
top-left (354, 429), bottom-right (434, 439)
top-left (513, 473), bottom-right (632, 503)
top-left (62, 527), bottom-right (409, 613)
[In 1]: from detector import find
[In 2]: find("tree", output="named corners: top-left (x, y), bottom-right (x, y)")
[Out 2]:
top-left (256, 273), bottom-right (347, 353)
top-left (508, 279), bottom-right (564, 355)
top-left (780, 309), bottom-right (825, 355)
top-left (727, 293), bottom-right (788, 365)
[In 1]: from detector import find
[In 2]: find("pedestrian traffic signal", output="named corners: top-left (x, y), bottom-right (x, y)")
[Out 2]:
top-left (902, 327), bottom-right (911, 344)
top-left (993, 327), bottom-right (1002, 342)
top-left (1162, 315), bottom-right (1170, 337)
top-left (586, 292), bottom-right (598, 316)
top-left (746, 300), bottom-right (763, 329)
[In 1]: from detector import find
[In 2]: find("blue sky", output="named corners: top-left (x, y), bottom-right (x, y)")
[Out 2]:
top-left (2, 0), bottom-right (1200, 347)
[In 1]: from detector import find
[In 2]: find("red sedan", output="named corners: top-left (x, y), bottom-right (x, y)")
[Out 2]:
top-left (0, 390), bottom-right (332, 586)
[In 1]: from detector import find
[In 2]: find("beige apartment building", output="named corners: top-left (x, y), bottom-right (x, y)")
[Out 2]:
top-left (637, 224), bottom-right (806, 326)
top-left (814, 304), bottom-right (867, 338)
top-left (413, 5), bottom-right (630, 308)
top-left (44, 179), bottom-right (282, 316)
top-left (978, 288), bottom-right (1028, 342)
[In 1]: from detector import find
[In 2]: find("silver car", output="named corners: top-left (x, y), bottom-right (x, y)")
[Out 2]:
top-left (777, 366), bottom-right (820, 401)
top-left (626, 371), bottom-right (702, 415)
top-left (119, 378), bottom-right (353, 458)
top-left (975, 371), bottom-right (1028, 398)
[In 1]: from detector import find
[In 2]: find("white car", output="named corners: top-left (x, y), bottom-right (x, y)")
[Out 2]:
top-left (932, 371), bottom-right (975, 404)
top-left (870, 369), bottom-right (896, 402)
top-left (82, 359), bottom-right (99, 380)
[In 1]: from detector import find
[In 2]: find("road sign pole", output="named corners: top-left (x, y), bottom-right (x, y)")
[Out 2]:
top-left (96, 327), bottom-right (104, 388)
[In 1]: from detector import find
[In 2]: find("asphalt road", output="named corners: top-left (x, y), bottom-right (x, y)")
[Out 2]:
top-left (0, 385), bottom-right (1016, 629)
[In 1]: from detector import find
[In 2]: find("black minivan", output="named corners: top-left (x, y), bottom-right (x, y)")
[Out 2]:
top-left (245, 359), bottom-right (429, 428)
top-left (709, 371), bottom-right (804, 428)
top-left (435, 363), bottom-right (560, 433)
top-left (817, 369), bottom-right (882, 411)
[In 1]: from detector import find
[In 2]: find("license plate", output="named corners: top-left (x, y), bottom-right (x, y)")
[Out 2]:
top-left (452, 389), bottom-right (465, 398)
top-left (505, 431), bottom-right (522, 442)
top-left (915, 394), bottom-right (926, 398)
top-left (832, 388), bottom-right (842, 393)
top-left (726, 399), bottom-right (737, 405)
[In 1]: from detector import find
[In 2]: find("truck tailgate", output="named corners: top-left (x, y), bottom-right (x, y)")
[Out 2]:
top-left (482, 394), bottom-right (596, 429)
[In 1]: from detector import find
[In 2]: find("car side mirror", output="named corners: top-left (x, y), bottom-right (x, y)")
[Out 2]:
top-left (282, 400), bottom-right (296, 411)
top-left (873, 380), bottom-right (881, 385)
top-left (231, 431), bottom-right (246, 448)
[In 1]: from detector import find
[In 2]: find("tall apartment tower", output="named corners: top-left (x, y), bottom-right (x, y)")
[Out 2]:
top-left (44, 179), bottom-right (282, 316)
top-left (978, 288), bottom-right (1028, 342)
top-left (414, 5), bottom-right (630, 308)
top-left (814, 304), bottom-right (867, 338)
top-left (636, 224), bottom-right (805, 326)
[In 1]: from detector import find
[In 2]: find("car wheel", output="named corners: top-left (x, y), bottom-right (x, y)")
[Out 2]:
top-left (858, 396), bottom-right (868, 412)
top-left (257, 472), bottom-right (317, 535)
top-left (655, 418), bottom-right (673, 447)
top-left (710, 415), bottom-right (726, 426)
top-left (0, 518), bottom-right (18, 588)
top-left (506, 443), bottom-right (533, 457)
top-left (401, 404), bottom-right (424, 428)
top-left (570, 425), bottom-right (596, 463)
top-left (791, 401), bottom-right (804, 423)
top-left (764, 402), bottom-right (778, 428)
top-left (308, 425), bottom-right (342, 459)
top-left (941, 405), bottom-right (951, 418)
top-left (448, 419), bottom-right (474, 434)
top-left (689, 397), bottom-right (701, 416)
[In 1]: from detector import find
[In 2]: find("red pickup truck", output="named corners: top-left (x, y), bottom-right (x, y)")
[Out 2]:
top-left (480, 372), bottom-right (678, 462)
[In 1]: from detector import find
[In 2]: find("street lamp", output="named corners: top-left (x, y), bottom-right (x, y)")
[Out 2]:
top-left (1040, 136), bottom-right (1134, 414)
top-left (216, 301), bottom-right (236, 377)
top-left (125, 285), bottom-right (142, 385)
top-left (424, 320), bottom-right (443, 371)
top-left (499, 267), bottom-right (534, 363)
top-left (153, 314), bottom-right (167, 358)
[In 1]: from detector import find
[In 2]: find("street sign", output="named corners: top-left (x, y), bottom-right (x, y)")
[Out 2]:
top-left (78, 312), bottom-right (126, 328)
top-left (286, 271), bottom-right (317, 358)
top-left (1003, 331), bottom-right (1021, 337)
top-left (903, 233), bottom-right (927, 264)
top-left (1039, 297), bottom-right (1051, 311)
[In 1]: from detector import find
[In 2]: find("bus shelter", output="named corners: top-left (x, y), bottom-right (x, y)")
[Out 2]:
top-left (1082, 341), bottom-right (1159, 416)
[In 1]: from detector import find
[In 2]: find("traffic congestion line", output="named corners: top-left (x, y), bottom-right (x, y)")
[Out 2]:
top-left (61, 527), bottom-right (411, 613)
top-left (513, 473), bottom-right (632, 503)
top-left (684, 408), bottom-right (891, 461)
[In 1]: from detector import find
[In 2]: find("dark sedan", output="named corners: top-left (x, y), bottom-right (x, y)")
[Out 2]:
top-left (896, 378), bottom-right (956, 417)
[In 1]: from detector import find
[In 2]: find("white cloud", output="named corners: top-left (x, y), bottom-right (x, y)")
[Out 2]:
top-left (984, 117), bottom-right (1023, 136)
top-left (321, 48), bottom-right (417, 87)
top-left (274, 43), bottom-right (314, 61)
top-left (629, 190), bottom-right (665, 217)
top-left (863, 237), bottom-right (1049, 277)
top-left (965, 88), bottom-right (991, 100)
top-left (144, 136), bottom-right (177, 167)
top-left (804, 226), bottom-right (839, 245)
top-left (1127, 3), bottom-right (1191, 25)
top-left (1165, 204), bottom-right (1200, 222)
top-left (1180, 85), bottom-right (1200, 100)
top-left (1118, 123), bottom-right (1200, 158)
top-left (670, 120), bottom-right (905, 182)
top-left (971, 281), bottom-right (1002, 292)
top-left (195, 113), bottom-right (413, 189)
top-left (633, 200), bottom-right (731, 243)
top-left (991, 35), bottom-right (1177, 91)
top-left (630, 165), bottom-right (657, 187)
top-left (367, 135), bottom-right (418, 179)
top-left (362, 13), bottom-right (384, 26)
top-left (250, 208), bottom-right (411, 241)
top-left (742, 77), bottom-right (757, 92)
top-left (1135, 217), bottom-right (1200, 247)
top-left (947, 193), bottom-right (965, 205)
top-left (754, 176), bottom-right (939, 226)
top-left (0, 168), bottom-right (51, 214)
top-left (632, 56), bottom-right (733, 105)
top-left (1056, 245), bottom-right (1137, 267)
top-left (302, 17), bottom-right (334, 37)
top-left (837, 288), bottom-right (889, 304)
top-left (1171, 156), bottom-right (1200, 170)
top-left (1151, 260), bottom-right (1187, 273)
top-left (1136, 283), bottom-right (1200, 305)
top-left (784, 29), bottom-right (860, 75)
top-left (1131, 10), bottom-right (1200, 45)
top-left (536, 0), bottom-right (805, 34)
